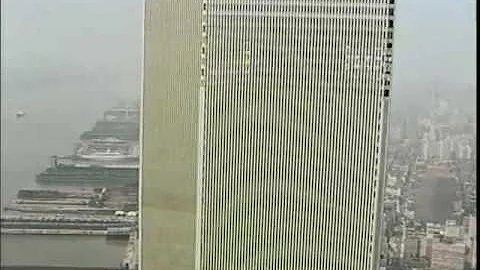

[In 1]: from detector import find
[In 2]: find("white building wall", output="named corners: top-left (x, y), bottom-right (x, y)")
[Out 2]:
top-left (199, 1), bottom-right (396, 269)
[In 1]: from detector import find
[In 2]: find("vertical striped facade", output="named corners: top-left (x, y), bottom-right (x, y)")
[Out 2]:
top-left (197, 1), bottom-right (395, 270)
top-left (142, 1), bottom-right (202, 269)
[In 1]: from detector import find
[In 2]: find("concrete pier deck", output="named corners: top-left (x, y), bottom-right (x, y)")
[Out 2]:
top-left (13, 199), bottom-right (89, 206)
top-left (4, 206), bottom-right (118, 215)
top-left (1, 267), bottom-right (119, 270)
top-left (1, 229), bottom-right (108, 236)
top-left (1, 213), bottom-right (136, 223)
top-left (120, 230), bottom-right (138, 270)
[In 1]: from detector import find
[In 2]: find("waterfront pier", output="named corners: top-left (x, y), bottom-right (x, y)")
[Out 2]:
top-left (120, 230), bottom-right (138, 270)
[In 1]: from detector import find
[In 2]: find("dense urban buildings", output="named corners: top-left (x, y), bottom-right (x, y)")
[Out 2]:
top-left (143, 1), bottom-right (396, 269)
top-left (381, 93), bottom-right (476, 270)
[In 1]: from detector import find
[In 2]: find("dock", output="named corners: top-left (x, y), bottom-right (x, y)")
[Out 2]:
top-left (1, 213), bottom-right (136, 223)
top-left (1, 267), bottom-right (120, 270)
top-left (4, 206), bottom-right (119, 215)
top-left (2, 187), bottom-right (137, 237)
top-left (1, 228), bottom-right (107, 236)
top-left (13, 199), bottom-right (89, 206)
top-left (4, 186), bottom-right (137, 216)
top-left (1, 212), bottom-right (136, 236)
top-left (120, 230), bottom-right (138, 270)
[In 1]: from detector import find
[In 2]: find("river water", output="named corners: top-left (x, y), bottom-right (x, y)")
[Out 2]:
top-left (1, 235), bottom-right (127, 268)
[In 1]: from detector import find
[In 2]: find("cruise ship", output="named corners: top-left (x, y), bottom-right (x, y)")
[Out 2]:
top-left (36, 104), bottom-right (140, 184)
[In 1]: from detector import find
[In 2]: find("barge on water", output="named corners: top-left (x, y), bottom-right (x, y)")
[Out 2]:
top-left (36, 156), bottom-right (139, 184)
top-left (17, 189), bottom-right (94, 200)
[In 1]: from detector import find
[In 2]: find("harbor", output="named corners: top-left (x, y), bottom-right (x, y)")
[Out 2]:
top-left (1, 104), bottom-right (140, 269)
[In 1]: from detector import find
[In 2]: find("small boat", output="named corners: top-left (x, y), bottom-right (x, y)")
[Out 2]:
top-left (15, 111), bottom-right (26, 118)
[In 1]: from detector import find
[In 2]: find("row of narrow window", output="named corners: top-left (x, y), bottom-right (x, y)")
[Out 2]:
top-left (201, 4), bottom-right (394, 89)
top-left (207, 7), bottom-right (394, 17)
top-left (205, 2), bottom-right (393, 10)
top-left (203, 2), bottom-right (395, 16)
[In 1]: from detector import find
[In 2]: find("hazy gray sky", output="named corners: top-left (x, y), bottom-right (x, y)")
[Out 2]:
top-left (393, 0), bottom-right (476, 96)
top-left (1, 0), bottom-right (476, 102)
top-left (2, 0), bottom-right (143, 71)
top-left (1, 0), bottom-right (144, 103)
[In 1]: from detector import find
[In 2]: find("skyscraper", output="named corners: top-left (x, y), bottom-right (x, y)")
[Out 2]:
top-left (143, 1), bottom-right (395, 270)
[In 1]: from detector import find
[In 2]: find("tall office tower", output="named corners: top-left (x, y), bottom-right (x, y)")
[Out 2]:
top-left (143, 1), bottom-right (395, 270)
